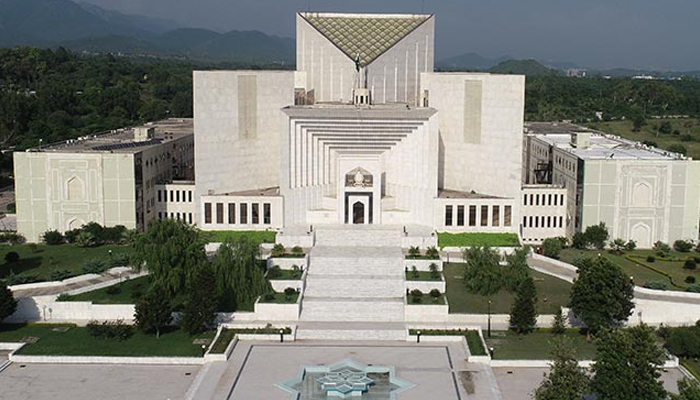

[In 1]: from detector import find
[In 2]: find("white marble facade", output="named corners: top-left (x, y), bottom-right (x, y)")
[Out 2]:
top-left (193, 13), bottom-right (525, 233)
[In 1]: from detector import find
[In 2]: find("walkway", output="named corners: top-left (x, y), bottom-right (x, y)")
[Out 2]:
top-left (11, 268), bottom-right (142, 298)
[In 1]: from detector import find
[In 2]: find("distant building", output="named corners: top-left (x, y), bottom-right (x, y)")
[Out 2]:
top-left (523, 122), bottom-right (700, 247)
top-left (565, 69), bottom-right (587, 78)
top-left (14, 119), bottom-right (194, 242)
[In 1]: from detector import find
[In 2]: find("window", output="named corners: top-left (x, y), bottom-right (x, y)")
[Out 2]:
top-left (457, 206), bottom-right (465, 226)
top-left (523, 216), bottom-right (527, 227)
top-left (264, 203), bottom-right (271, 224)
top-left (504, 206), bottom-right (512, 227)
top-left (480, 205), bottom-right (488, 226)
top-left (559, 216), bottom-right (563, 228)
top-left (469, 206), bottom-right (477, 227)
top-left (529, 216), bottom-right (533, 227)
top-left (548, 194), bottom-right (552, 206)
top-left (445, 205), bottom-right (453, 226)
top-left (228, 203), bottom-right (236, 224)
top-left (523, 194), bottom-right (528, 206)
top-left (535, 194), bottom-right (539, 206)
top-left (547, 216), bottom-right (551, 228)
top-left (158, 212), bottom-right (162, 219)
top-left (188, 191), bottom-right (192, 202)
top-left (181, 191), bottom-right (186, 203)
top-left (204, 203), bottom-right (212, 224)
top-left (216, 203), bottom-right (224, 224)
top-left (240, 203), bottom-right (248, 224)
top-left (535, 216), bottom-right (539, 228)
top-left (252, 203), bottom-right (259, 224)
top-left (492, 206), bottom-right (500, 226)
top-left (560, 194), bottom-right (564, 205)
top-left (170, 191), bottom-right (174, 202)
top-left (188, 213), bottom-right (193, 224)
top-left (529, 194), bottom-right (534, 205)
top-left (157, 190), bottom-right (162, 202)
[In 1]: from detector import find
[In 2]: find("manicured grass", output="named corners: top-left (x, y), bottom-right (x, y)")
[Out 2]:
top-left (272, 253), bottom-right (306, 258)
top-left (268, 269), bottom-right (303, 280)
top-left (59, 275), bottom-right (150, 304)
top-left (407, 293), bottom-right (445, 305)
top-left (485, 329), bottom-right (596, 360)
top-left (444, 263), bottom-right (572, 314)
top-left (405, 255), bottom-right (440, 260)
top-left (0, 244), bottom-right (134, 281)
top-left (203, 230), bottom-right (276, 244)
top-left (437, 232), bottom-right (520, 248)
top-left (587, 118), bottom-right (700, 160)
top-left (681, 358), bottom-right (700, 380)
top-left (559, 248), bottom-right (700, 291)
top-left (405, 271), bottom-right (442, 281)
top-left (210, 329), bottom-right (236, 354)
top-left (408, 329), bottom-right (486, 356)
top-left (0, 323), bottom-right (215, 357)
top-left (259, 292), bottom-right (299, 304)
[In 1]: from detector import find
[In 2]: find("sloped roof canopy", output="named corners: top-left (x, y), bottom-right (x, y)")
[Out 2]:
top-left (300, 12), bottom-right (432, 67)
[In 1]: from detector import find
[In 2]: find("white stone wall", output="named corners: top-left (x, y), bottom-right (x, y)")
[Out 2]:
top-left (199, 194), bottom-right (283, 231)
top-left (521, 185), bottom-right (568, 244)
top-left (6, 296), bottom-right (135, 324)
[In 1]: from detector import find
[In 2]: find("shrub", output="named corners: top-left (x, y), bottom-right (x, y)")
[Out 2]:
top-left (653, 241), bottom-right (671, 256)
top-left (571, 232), bottom-right (587, 249)
top-left (42, 229), bottom-right (65, 245)
top-left (263, 293), bottom-right (275, 301)
top-left (86, 319), bottom-right (133, 341)
top-left (291, 246), bottom-right (304, 256)
top-left (684, 259), bottom-right (697, 270)
top-left (429, 288), bottom-right (441, 298)
top-left (105, 285), bottom-right (122, 295)
top-left (410, 289), bottom-right (423, 303)
top-left (411, 265), bottom-right (419, 278)
top-left (76, 231), bottom-right (97, 248)
top-left (284, 287), bottom-right (297, 297)
top-left (583, 222), bottom-right (609, 250)
top-left (542, 237), bottom-right (563, 259)
top-left (4, 251), bottom-right (19, 263)
top-left (64, 228), bottom-right (81, 244)
top-left (643, 281), bottom-right (669, 291)
top-left (49, 269), bottom-right (71, 281)
top-left (0, 233), bottom-right (25, 245)
top-left (408, 246), bottom-right (420, 258)
top-left (5, 271), bottom-right (40, 285)
top-left (625, 240), bottom-right (637, 251)
top-left (429, 263), bottom-right (440, 279)
top-left (82, 258), bottom-right (107, 274)
top-left (425, 246), bottom-right (439, 259)
top-left (109, 253), bottom-right (131, 268)
top-left (687, 285), bottom-right (700, 293)
top-left (271, 243), bottom-right (285, 258)
top-left (667, 144), bottom-right (687, 155)
top-left (686, 276), bottom-right (697, 284)
top-left (674, 240), bottom-right (693, 253)
top-left (267, 265), bottom-right (282, 279)
top-left (101, 225), bottom-right (127, 244)
top-left (646, 255), bottom-right (656, 263)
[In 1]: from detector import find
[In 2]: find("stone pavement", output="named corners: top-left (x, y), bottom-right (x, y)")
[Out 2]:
top-left (188, 340), bottom-right (503, 400)
top-left (11, 269), bottom-right (142, 298)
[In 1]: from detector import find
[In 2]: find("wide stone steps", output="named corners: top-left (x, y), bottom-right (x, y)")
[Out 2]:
top-left (314, 228), bottom-right (402, 247)
top-left (309, 246), bottom-right (404, 276)
top-left (300, 297), bottom-right (405, 322)
top-left (296, 326), bottom-right (407, 341)
top-left (303, 275), bottom-right (405, 298)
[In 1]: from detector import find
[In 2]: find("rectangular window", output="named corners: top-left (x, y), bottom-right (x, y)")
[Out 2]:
top-left (535, 216), bottom-right (539, 228)
top-left (264, 203), bottom-right (271, 224)
top-left (252, 203), bottom-right (259, 224)
top-left (492, 206), bottom-right (500, 226)
top-left (188, 191), bottom-right (192, 202)
top-left (445, 205), bottom-right (453, 226)
top-left (547, 216), bottom-right (551, 228)
top-left (157, 190), bottom-right (162, 202)
top-left (188, 213), bottom-right (193, 224)
top-left (181, 191), bottom-right (186, 203)
top-left (469, 206), bottom-right (477, 227)
top-left (523, 194), bottom-right (528, 206)
top-left (457, 205), bottom-right (465, 226)
top-left (548, 194), bottom-right (552, 206)
top-left (158, 212), bottom-right (162, 220)
top-left (176, 191), bottom-right (180, 202)
top-left (529, 216), bottom-right (533, 227)
top-left (559, 216), bottom-right (563, 228)
top-left (170, 191), bottom-right (174, 202)
top-left (204, 203), bottom-right (212, 224)
top-left (480, 205), bottom-right (488, 227)
top-left (228, 203), bottom-right (236, 224)
top-left (523, 216), bottom-right (527, 227)
top-left (504, 206), bottom-right (512, 227)
top-left (535, 194), bottom-right (540, 206)
top-left (560, 194), bottom-right (564, 205)
top-left (529, 194), bottom-right (534, 206)
top-left (240, 203), bottom-right (248, 224)
top-left (216, 203), bottom-right (224, 224)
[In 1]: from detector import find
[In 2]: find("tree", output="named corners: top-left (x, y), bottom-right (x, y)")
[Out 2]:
top-left (132, 219), bottom-right (207, 295)
top-left (408, 246), bottom-right (420, 258)
top-left (270, 243), bottom-right (285, 258)
top-left (551, 308), bottom-right (567, 335)
top-left (4, 251), bottom-right (19, 263)
top-left (75, 231), bottom-right (97, 248)
top-left (569, 257), bottom-right (634, 335)
top-left (425, 246), bottom-right (439, 259)
top-left (534, 337), bottom-right (590, 400)
top-left (583, 222), bottom-right (609, 250)
top-left (179, 265), bottom-right (219, 335)
top-left (0, 280), bottom-right (17, 321)
top-left (462, 246), bottom-right (503, 296)
top-left (211, 237), bottom-right (271, 311)
top-left (503, 247), bottom-right (530, 293)
top-left (674, 240), bottom-right (693, 253)
top-left (571, 232), bottom-right (587, 250)
top-left (654, 241), bottom-right (671, 257)
top-left (609, 238), bottom-right (626, 254)
top-left (42, 229), bottom-right (64, 245)
top-left (134, 285), bottom-right (173, 338)
top-left (592, 325), bottom-right (667, 400)
top-left (509, 277), bottom-right (537, 334)
top-left (624, 240), bottom-right (637, 251)
top-left (542, 237), bottom-right (563, 259)
top-left (672, 378), bottom-right (700, 400)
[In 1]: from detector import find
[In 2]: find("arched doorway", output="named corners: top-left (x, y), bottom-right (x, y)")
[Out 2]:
top-left (353, 201), bottom-right (365, 224)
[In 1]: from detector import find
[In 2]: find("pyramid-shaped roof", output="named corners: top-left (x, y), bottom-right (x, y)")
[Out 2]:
top-left (300, 13), bottom-right (432, 67)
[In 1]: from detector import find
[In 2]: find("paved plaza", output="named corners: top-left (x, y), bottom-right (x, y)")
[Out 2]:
top-left (0, 363), bottom-right (200, 400)
top-left (494, 367), bottom-right (687, 400)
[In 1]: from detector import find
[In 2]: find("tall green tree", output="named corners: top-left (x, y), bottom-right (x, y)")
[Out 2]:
top-left (503, 247), bottom-right (531, 292)
top-left (134, 285), bottom-right (173, 338)
top-left (0, 280), bottom-right (17, 321)
top-left (534, 337), bottom-right (590, 400)
top-left (180, 265), bottom-right (220, 335)
top-left (583, 222), bottom-right (609, 250)
top-left (211, 237), bottom-right (270, 311)
top-left (132, 219), bottom-right (206, 295)
top-left (592, 325), bottom-right (667, 400)
top-left (510, 277), bottom-right (538, 334)
top-left (569, 257), bottom-right (634, 335)
top-left (462, 246), bottom-right (503, 297)
top-left (672, 378), bottom-right (700, 400)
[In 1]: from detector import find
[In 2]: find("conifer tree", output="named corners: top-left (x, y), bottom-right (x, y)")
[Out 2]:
top-left (510, 277), bottom-right (538, 334)
top-left (534, 337), bottom-right (590, 400)
top-left (180, 265), bottom-right (219, 335)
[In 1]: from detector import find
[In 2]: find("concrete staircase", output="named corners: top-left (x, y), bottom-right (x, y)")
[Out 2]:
top-left (297, 226), bottom-right (407, 340)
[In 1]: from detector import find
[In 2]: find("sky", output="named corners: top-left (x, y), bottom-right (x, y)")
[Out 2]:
top-left (81, 0), bottom-right (700, 71)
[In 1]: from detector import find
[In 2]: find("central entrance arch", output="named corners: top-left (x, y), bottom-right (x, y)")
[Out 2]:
top-left (352, 201), bottom-right (365, 224)
top-left (345, 193), bottom-right (372, 224)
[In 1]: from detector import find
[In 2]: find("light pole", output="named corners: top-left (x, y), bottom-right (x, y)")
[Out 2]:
top-left (279, 329), bottom-right (285, 343)
top-left (201, 344), bottom-right (207, 357)
top-left (417, 330), bottom-right (421, 344)
top-left (487, 300), bottom-right (492, 338)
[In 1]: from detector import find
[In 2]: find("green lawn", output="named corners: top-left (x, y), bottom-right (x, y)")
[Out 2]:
top-left (0, 244), bottom-right (134, 282)
top-left (559, 248), bottom-right (700, 290)
top-left (485, 329), bottom-right (597, 360)
top-left (259, 292), bottom-right (299, 304)
top-left (437, 233), bottom-right (520, 248)
top-left (407, 293), bottom-right (445, 305)
top-left (0, 323), bottom-right (214, 357)
top-left (681, 358), bottom-right (700, 380)
top-left (59, 275), bottom-right (150, 304)
top-left (405, 271), bottom-right (442, 281)
top-left (587, 118), bottom-right (700, 160)
top-left (203, 230), bottom-right (276, 244)
top-left (444, 263), bottom-right (572, 314)
top-left (269, 269), bottom-right (303, 280)
top-left (408, 329), bottom-right (486, 356)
